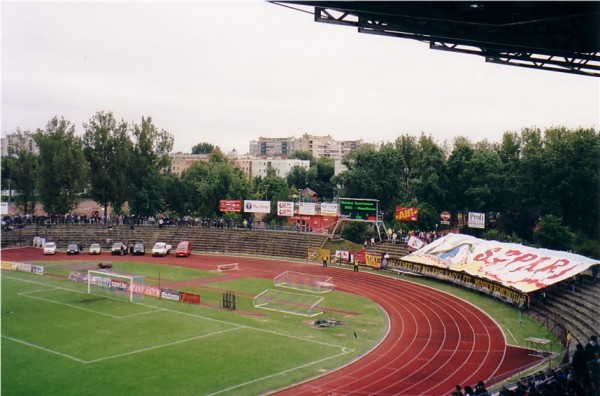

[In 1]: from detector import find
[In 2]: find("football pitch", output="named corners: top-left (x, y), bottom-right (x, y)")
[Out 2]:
top-left (1, 262), bottom-right (386, 396)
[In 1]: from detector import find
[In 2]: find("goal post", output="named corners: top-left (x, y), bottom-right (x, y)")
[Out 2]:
top-left (274, 271), bottom-right (334, 293)
top-left (87, 270), bottom-right (145, 302)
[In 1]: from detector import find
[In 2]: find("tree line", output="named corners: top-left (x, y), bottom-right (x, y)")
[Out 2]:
top-left (2, 111), bottom-right (598, 257)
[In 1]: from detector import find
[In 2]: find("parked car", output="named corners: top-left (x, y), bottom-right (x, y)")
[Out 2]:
top-left (132, 242), bottom-right (145, 256)
top-left (66, 243), bottom-right (81, 255)
top-left (152, 242), bottom-right (172, 257)
top-left (111, 242), bottom-right (128, 256)
top-left (43, 242), bottom-right (57, 255)
top-left (89, 243), bottom-right (102, 255)
top-left (176, 241), bottom-right (193, 257)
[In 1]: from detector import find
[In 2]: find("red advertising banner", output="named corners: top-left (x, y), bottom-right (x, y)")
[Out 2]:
top-left (219, 200), bottom-right (242, 212)
top-left (180, 291), bottom-right (201, 305)
top-left (395, 206), bottom-right (418, 222)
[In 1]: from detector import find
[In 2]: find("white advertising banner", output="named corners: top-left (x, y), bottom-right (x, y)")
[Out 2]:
top-left (298, 202), bottom-right (316, 215)
top-left (0, 202), bottom-right (7, 215)
top-left (277, 201), bottom-right (294, 217)
top-left (320, 202), bottom-right (338, 216)
top-left (243, 200), bottom-right (271, 214)
top-left (402, 233), bottom-right (599, 293)
top-left (468, 212), bottom-right (485, 229)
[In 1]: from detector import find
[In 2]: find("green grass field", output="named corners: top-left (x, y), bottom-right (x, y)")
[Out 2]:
top-left (1, 262), bottom-right (386, 396)
top-left (2, 260), bottom-right (562, 395)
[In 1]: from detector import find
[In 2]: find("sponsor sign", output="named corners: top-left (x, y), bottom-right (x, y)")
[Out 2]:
top-left (335, 250), bottom-right (350, 261)
top-left (1, 261), bottom-right (18, 271)
top-left (0, 202), bottom-right (7, 215)
top-left (243, 200), bottom-right (271, 214)
top-left (219, 200), bottom-right (242, 212)
top-left (402, 233), bottom-right (600, 293)
top-left (395, 206), bottom-right (418, 222)
top-left (365, 253), bottom-right (382, 269)
top-left (440, 211), bottom-right (451, 221)
top-left (468, 212), bottom-right (485, 229)
top-left (161, 288), bottom-right (181, 301)
top-left (277, 201), bottom-right (294, 217)
top-left (407, 235), bottom-right (426, 250)
top-left (320, 202), bottom-right (338, 216)
top-left (298, 202), bottom-right (316, 215)
top-left (132, 284), bottom-right (161, 298)
top-left (307, 247), bottom-right (320, 262)
top-left (111, 279), bottom-right (128, 291)
top-left (180, 291), bottom-right (201, 305)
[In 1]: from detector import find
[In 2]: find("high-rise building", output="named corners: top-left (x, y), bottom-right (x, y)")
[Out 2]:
top-left (249, 134), bottom-right (362, 160)
top-left (1, 131), bottom-right (39, 157)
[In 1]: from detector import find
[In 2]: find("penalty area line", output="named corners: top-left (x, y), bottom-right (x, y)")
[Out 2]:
top-left (2, 335), bottom-right (87, 363)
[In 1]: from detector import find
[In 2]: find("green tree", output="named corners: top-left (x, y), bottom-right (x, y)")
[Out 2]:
top-left (128, 117), bottom-right (174, 216)
top-left (182, 154), bottom-right (251, 216)
top-left (34, 117), bottom-right (88, 215)
top-left (2, 136), bottom-right (38, 214)
top-left (191, 142), bottom-right (215, 154)
top-left (533, 214), bottom-right (575, 251)
top-left (82, 111), bottom-right (132, 217)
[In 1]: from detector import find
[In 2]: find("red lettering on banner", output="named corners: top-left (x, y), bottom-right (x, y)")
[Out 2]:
top-left (473, 248), bottom-right (504, 263)
top-left (522, 256), bottom-right (552, 272)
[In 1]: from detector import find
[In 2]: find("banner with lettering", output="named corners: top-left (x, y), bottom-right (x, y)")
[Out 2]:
top-left (395, 206), bottom-right (418, 222)
top-left (277, 201), bottom-right (294, 216)
top-left (219, 200), bottom-right (242, 212)
top-left (401, 233), bottom-right (599, 293)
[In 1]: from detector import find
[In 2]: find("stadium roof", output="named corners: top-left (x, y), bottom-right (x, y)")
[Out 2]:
top-left (272, 1), bottom-right (600, 77)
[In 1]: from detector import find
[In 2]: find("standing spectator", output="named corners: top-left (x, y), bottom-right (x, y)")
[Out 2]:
top-left (322, 254), bottom-right (328, 267)
top-left (353, 258), bottom-right (359, 272)
top-left (585, 335), bottom-right (599, 366)
top-left (572, 343), bottom-right (587, 381)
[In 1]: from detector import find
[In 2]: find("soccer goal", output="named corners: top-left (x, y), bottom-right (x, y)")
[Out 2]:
top-left (253, 288), bottom-right (324, 317)
top-left (217, 263), bottom-right (239, 272)
top-left (274, 271), bottom-right (334, 293)
top-left (87, 270), bottom-right (145, 302)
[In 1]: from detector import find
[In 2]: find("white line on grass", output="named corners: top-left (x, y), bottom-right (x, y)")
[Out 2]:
top-left (206, 349), bottom-right (353, 396)
top-left (87, 327), bottom-right (244, 363)
top-left (1, 335), bottom-right (87, 363)
top-left (8, 275), bottom-right (165, 318)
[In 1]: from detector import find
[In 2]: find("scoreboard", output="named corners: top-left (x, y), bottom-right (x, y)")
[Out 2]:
top-left (338, 198), bottom-right (378, 221)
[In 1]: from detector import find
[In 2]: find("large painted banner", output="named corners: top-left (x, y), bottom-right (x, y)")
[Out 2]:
top-left (402, 233), bottom-right (599, 293)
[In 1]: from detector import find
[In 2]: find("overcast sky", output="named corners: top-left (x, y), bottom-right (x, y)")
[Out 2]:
top-left (2, 1), bottom-right (599, 154)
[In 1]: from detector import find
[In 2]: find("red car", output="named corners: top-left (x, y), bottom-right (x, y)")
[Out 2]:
top-left (175, 241), bottom-right (192, 257)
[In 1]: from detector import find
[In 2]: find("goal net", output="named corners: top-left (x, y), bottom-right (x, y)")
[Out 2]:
top-left (253, 288), bottom-right (324, 317)
top-left (87, 270), bottom-right (145, 302)
top-left (274, 271), bottom-right (334, 293)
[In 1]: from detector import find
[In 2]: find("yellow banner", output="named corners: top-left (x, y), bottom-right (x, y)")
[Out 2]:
top-left (1, 261), bottom-right (17, 271)
top-left (365, 253), bottom-right (381, 269)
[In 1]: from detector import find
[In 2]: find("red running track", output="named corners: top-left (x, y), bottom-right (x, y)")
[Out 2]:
top-left (2, 248), bottom-right (541, 395)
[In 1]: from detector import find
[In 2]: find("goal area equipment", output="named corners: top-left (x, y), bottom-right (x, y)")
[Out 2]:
top-left (87, 270), bottom-right (145, 302)
top-left (274, 271), bottom-right (334, 293)
top-left (217, 263), bottom-right (239, 272)
top-left (253, 288), bottom-right (324, 317)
